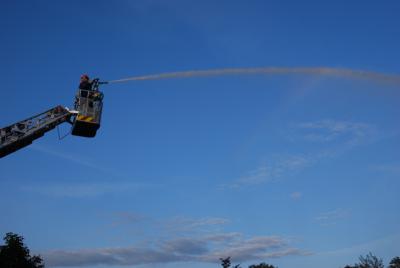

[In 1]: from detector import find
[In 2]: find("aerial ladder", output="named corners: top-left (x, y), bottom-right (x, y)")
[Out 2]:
top-left (0, 79), bottom-right (105, 158)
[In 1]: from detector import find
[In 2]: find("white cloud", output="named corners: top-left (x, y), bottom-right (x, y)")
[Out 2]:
top-left (315, 208), bottom-right (350, 226)
top-left (162, 216), bottom-right (230, 234)
top-left (43, 234), bottom-right (309, 267)
top-left (44, 247), bottom-right (184, 267)
top-left (228, 155), bottom-right (312, 188)
top-left (29, 144), bottom-right (128, 179)
top-left (226, 119), bottom-right (380, 189)
top-left (41, 213), bottom-right (310, 267)
top-left (30, 144), bottom-right (106, 172)
top-left (21, 182), bottom-right (150, 198)
top-left (162, 238), bottom-right (209, 255)
top-left (290, 192), bottom-right (303, 200)
top-left (109, 212), bottom-right (146, 226)
top-left (295, 120), bottom-right (376, 145)
top-left (317, 232), bottom-right (400, 257)
top-left (204, 233), bottom-right (242, 243)
top-left (373, 163), bottom-right (400, 175)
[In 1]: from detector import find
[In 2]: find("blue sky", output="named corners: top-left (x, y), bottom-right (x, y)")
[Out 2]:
top-left (1, 1), bottom-right (399, 268)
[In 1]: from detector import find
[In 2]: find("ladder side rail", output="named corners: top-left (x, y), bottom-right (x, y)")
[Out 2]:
top-left (0, 106), bottom-right (71, 158)
top-left (1, 106), bottom-right (59, 130)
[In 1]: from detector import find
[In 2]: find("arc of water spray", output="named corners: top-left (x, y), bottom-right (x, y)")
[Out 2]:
top-left (107, 67), bottom-right (400, 85)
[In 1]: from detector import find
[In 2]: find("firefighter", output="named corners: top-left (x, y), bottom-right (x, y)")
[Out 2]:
top-left (79, 74), bottom-right (93, 91)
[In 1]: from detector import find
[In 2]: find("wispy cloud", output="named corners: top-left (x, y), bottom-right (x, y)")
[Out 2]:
top-left (228, 155), bottom-right (312, 188)
top-left (109, 212), bottom-right (146, 226)
top-left (29, 144), bottom-right (126, 178)
top-left (21, 182), bottom-right (152, 198)
top-left (44, 246), bottom-right (183, 267)
top-left (42, 212), bottom-right (310, 266)
top-left (200, 235), bottom-right (310, 263)
top-left (30, 144), bottom-right (105, 171)
top-left (228, 119), bottom-right (380, 189)
top-left (204, 232), bottom-right (242, 243)
top-left (294, 120), bottom-right (377, 146)
top-left (373, 163), bottom-right (400, 175)
top-left (43, 233), bottom-right (309, 267)
top-left (290, 192), bottom-right (303, 200)
top-left (162, 216), bottom-right (230, 234)
top-left (315, 208), bottom-right (350, 226)
top-left (161, 237), bottom-right (209, 255)
top-left (317, 232), bottom-right (400, 257)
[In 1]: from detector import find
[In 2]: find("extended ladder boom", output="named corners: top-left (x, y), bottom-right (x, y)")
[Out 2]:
top-left (0, 106), bottom-right (72, 158)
